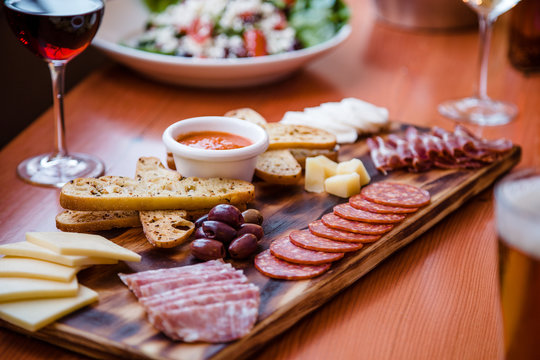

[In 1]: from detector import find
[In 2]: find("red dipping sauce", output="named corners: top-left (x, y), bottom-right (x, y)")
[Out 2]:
top-left (176, 131), bottom-right (252, 150)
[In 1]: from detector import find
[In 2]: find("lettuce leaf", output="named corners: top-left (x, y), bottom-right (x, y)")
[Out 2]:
top-left (289, 0), bottom-right (350, 48)
top-left (142, 0), bottom-right (179, 13)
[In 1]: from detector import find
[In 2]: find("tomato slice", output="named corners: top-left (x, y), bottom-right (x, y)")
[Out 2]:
top-left (188, 18), bottom-right (213, 43)
top-left (243, 29), bottom-right (267, 57)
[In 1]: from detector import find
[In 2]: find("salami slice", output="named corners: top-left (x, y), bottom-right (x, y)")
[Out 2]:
top-left (289, 230), bottom-right (364, 252)
top-left (270, 235), bottom-right (344, 265)
top-left (334, 203), bottom-right (405, 224)
top-left (254, 250), bottom-right (331, 280)
top-left (309, 220), bottom-right (380, 243)
top-left (321, 213), bottom-right (393, 235)
top-left (360, 182), bottom-right (431, 208)
top-left (349, 195), bottom-right (419, 214)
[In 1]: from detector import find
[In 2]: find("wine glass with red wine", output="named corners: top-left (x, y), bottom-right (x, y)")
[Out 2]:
top-left (3, 0), bottom-right (105, 187)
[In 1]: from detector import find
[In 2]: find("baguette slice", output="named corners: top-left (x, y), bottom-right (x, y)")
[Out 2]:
top-left (135, 157), bottom-right (194, 247)
top-left (255, 150), bottom-right (302, 185)
top-left (264, 123), bottom-right (337, 150)
top-left (139, 210), bottom-right (195, 248)
top-left (56, 210), bottom-right (140, 233)
top-left (60, 158), bottom-right (255, 211)
top-left (224, 108), bottom-right (267, 127)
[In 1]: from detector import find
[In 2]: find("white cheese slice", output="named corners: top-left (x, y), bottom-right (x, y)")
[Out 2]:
top-left (324, 173), bottom-right (361, 198)
top-left (0, 257), bottom-right (78, 282)
top-left (0, 277), bottom-right (78, 302)
top-left (336, 158), bottom-right (371, 186)
top-left (26, 232), bottom-right (141, 262)
top-left (0, 241), bottom-right (118, 267)
top-left (304, 157), bottom-right (327, 193)
top-left (0, 285), bottom-right (98, 332)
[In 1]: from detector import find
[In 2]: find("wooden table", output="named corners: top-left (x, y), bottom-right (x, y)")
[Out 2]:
top-left (1, 1), bottom-right (538, 359)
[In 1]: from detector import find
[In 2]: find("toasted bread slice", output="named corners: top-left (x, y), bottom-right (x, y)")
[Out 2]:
top-left (289, 147), bottom-right (339, 168)
top-left (264, 123), bottom-right (337, 150)
top-left (224, 108), bottom-right (267, 127)
top-left (60, 157), bottom-right (255, 211)
top-left (139, 210), bottom-right (195, 248)
top-left (255, 150), bottom-right (302, 185)
top-left (55, 210), bottom-right (141, 232)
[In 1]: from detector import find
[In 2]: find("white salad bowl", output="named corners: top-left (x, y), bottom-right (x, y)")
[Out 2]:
top-left (163, 117), bottom-right (269, 181)
top-left (93, 0), bottom-right (351, 88)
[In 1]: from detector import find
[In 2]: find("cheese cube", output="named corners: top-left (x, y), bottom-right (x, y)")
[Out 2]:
top-left (315, 155), bottom-right (338, 177)
top-left (324, 173), bottom-right (361, 198)
top-left (0, 241), bottom-right (118, 267)
top-left (0, 285), bottom-right (98, 331)
top-left (26, 232), bottom-right (141, 262)
top-left (0, 257), bottom-right (78, 282)
top-left (0, 277), bottom-right (78, 302)
top-left (336, 158), bottom-right (371, 185)
top-left (305, 157), bottom-right (326, 193)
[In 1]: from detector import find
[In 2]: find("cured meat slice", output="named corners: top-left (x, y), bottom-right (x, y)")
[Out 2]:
top-left (254, 250), bottom-right (331, 280)
top-left (157, 298), bottom-right (260, 342)
top-left (148, 286), bottom-right (260, 331)
top-left (334, 203), bottom-right (405, 224)
top-left (137, 271), bottom-right (247, 298)
top-left (120, 260), bottom-right (260, 342)
top-left (270, 235), bottom-right (344, 265)
top-left (367, 126), bottom-right (513, 174)
top-left (360, 182), bottom-right (430, 208)
top-left (139, 279), bottom-right (248, 308)
top-left (349, 195), bottom-right (418, 214)
top-left (309, 220), bottom-right (381, 243)
top-left (321, 213), bottom-right (393, 235)
top-left (119, 261), bottom-right (233, 290)
top-left (289, 230), bottom-right (364, 252)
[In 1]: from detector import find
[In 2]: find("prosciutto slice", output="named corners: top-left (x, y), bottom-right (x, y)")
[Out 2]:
top-left (119, 260), bottom-right (260, 343)
top-left (368, 125), bottom-right (513, 174)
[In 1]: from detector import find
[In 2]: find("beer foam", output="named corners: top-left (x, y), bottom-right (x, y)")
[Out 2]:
top-left (496, 177), bottom-right (540, 259)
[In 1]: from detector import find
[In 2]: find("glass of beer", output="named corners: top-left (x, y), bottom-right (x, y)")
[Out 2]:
top-left (495, 168), bottom-right (540, 360)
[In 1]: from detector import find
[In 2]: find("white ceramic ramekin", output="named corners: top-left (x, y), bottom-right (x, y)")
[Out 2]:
top-left (162, 116), bottom-right (269, 181)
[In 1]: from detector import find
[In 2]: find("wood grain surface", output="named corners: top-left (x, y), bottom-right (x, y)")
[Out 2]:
top-left (1, 0), bottom-right (539, 359)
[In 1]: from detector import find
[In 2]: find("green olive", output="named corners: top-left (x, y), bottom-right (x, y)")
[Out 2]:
top-left (242, 209), bottom-right (263, 225)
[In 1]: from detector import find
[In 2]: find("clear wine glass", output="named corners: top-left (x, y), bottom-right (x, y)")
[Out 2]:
top-left (3, 0), bottom-right (105, 187)
top-left (438, 0), bottom-right (521, 126)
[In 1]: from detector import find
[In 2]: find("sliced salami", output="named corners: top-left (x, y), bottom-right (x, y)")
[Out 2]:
top-left (334, 203), bottom-right (405, 224)
top-left (254, 250), bottom-right (331, 280)
top-left (270, 235), bottom-right (344, 265)
top-left (349, 195), bottom-right (419, 214)
top-left (360, 182), bottom-right (431, 208)
top-left (289, 230), bottom-right (364, 252)
top-left (309, 220), bottom-right (380, 243)
top-left (321, 213), bottom-right (393, 235)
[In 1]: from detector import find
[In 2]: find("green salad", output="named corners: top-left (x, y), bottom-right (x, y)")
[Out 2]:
top-left (132, 0), bottom-right (349, 58)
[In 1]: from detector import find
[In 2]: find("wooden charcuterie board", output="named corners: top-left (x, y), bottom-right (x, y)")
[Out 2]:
top-left (0, 125), bottom-right (521, 360)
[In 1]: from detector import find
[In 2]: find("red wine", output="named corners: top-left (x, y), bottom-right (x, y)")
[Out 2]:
top-left (4, 0), bottom-right (104, 61)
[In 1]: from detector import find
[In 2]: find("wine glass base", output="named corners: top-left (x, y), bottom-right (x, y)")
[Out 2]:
top-left (438, 97), bottom-right (518, 126)
top-left (17, 153), bottom-right (105, 188)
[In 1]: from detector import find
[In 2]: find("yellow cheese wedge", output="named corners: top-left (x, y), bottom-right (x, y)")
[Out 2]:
top-left (0, 257), bottom-right (78, 282)
top-left (305, 157), bottom-right (326, 193)
top-left (336, 158), bottom-right (371, 185)
top-left (26, 232), bottom-right (141, 262)
top-left (324, 173), bottom-right (361, 198)
top-left (0, 241), bottom-right (118, 267)
top-left (0, 277), bottom-right (78, 302)
top-left (315, 155), bottom-right (338, 177)
top-left (0, 285), bottom-right (98, 332)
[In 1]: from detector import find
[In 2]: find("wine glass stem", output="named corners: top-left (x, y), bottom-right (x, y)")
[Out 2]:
top-left (477, 14), bottom-right (494, 101)
top-left (48, 61), bottom-right (68, 158)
